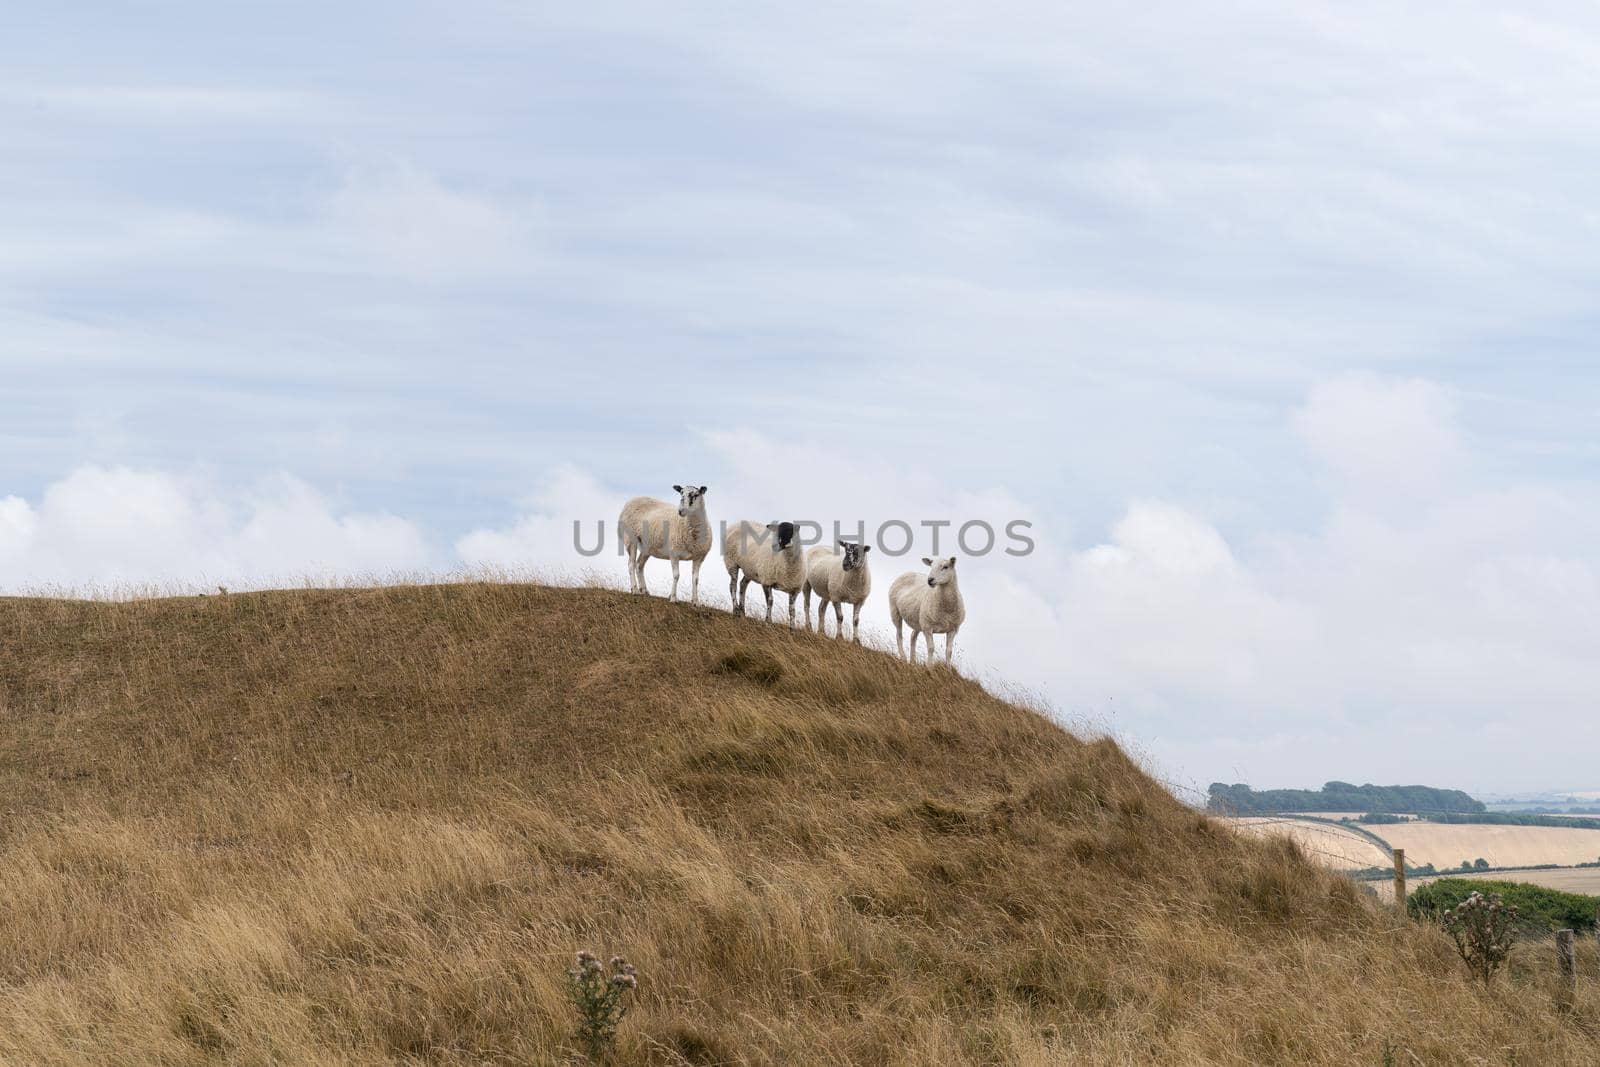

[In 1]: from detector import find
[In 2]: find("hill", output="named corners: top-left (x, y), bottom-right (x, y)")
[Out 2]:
top-left (1208, 781), bottom-right (1485, 815)
top-left (0, 583), bottom-right (1595, 1064)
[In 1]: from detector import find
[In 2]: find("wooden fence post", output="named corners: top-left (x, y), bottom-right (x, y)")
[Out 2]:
top-left (1557, 929), bottom-right (1576, 1007)
top-left (1393, 848), bottom-right (1406, 912)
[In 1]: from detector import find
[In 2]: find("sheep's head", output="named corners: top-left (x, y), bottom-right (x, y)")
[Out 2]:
top-left (840, 541), bottom-right (871, 571)
top-left (921, 555), bottom-right (957, 587)
top-left (672, 484), bottom-right (707, 517)
top-left (765, 521), bottom-right (799, 552)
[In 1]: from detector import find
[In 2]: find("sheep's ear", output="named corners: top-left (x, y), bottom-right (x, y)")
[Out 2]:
top-left (672, 485), bottom-right (684, 493)
top-left (698, 485), bottom-right (708, 494)
top-left (948, 556), bottom-right (957, 567)
top-left (921, 556), bottom-right (934, 566)
top-left (861, 545), bottom-right (871, 555)
top-left (766, 522), bottom-right (779, 530)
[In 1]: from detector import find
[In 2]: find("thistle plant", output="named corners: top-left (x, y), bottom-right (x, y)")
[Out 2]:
top-left (566, 951), bottom-right (639, 1061)
top-left (1440, 892), bottom-right (1518, 986)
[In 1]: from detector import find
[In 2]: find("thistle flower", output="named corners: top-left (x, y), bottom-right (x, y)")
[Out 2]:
top-left (566, 948), bottom-right (643, 1060)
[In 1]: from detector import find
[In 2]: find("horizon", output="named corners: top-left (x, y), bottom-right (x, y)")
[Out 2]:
top-left (5, 2), bottom-right (1600, 794)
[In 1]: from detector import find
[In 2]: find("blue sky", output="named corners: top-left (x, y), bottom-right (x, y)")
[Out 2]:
top-left (3, 2), bottom-right (1599, 794)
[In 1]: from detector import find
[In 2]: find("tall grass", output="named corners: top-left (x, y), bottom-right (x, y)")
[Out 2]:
top-left (0, 582), bottom-right (1592, 1064)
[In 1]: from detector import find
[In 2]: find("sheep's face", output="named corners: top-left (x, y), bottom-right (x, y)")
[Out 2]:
top-left (920, 556), bottom-right (957, 587)
top-left (672, 484), bottom-right (707, 517)
top-left (765, 521), bottom-right (799, 552)
top-left (840, 542), bottom-right (870, 571)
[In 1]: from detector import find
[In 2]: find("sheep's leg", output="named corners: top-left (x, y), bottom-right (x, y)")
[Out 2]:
top-left (729, 567), bottom-right (740, 609)
top-left (763, 584), bottom-right (774, 623)
top-left (943, 631), bottom-right (955, 664)
top-left (669, 557), bottom-right (681, 602)
top-left (634, 555), bottom-right (648, 596)
top-left (895, 618), bottom-right (904, 659)
top-left (623, 539), bottom-right (636, 593)
top-left (850, 603), bottom-right (861, 642)
top-left (817, 598), bottom-right (830, 636)
top-left (690, 557), bottom-right (702, 605)
top-left (835, 602), bottom-right (846, 639)
top-left (803, 584), bottom-right (813, 630)
top-left (738, 575), bottom-right (754, 615)
top-left (786, 590), bottom-right (798, 629)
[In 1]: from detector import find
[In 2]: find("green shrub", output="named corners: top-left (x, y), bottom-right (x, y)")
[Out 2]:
top-left (1408, 878), bottom-right (1599, 933)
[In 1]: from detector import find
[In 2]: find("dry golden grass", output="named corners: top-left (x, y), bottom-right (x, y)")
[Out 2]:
top-left (1227, 817), bottom-right (1391, 868)
top-left (0, 582), bottom-right (1596, 1065)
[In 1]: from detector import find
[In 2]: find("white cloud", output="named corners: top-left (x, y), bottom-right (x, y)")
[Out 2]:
top-left (7, 85), bottom-right (328, 122)
top-left (1295, 374), bottom-right (1463, 497)
top-left (455, 465), bottom-right (621, 583)
top-left (319, 164), bottom-right (541, 279)
top-left (0, 466), bottom-right (431, 592)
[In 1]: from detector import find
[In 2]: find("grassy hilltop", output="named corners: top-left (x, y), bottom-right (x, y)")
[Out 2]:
top-left (0, 583), bottom-right (1594, 1065)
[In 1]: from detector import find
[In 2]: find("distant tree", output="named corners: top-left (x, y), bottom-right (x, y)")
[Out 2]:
top-left (1473, 858), bottom-right (1490, 870)
top-left (1207, 782), bottom-right (1483, 815)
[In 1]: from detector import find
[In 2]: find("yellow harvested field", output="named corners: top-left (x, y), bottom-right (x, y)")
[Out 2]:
top-left (1379, 823), bottom-right (1600, 869)
top-left (1373, 866), bottom-right (1600, 902)
top-left (1227, 817), bottom-right (1389, 868)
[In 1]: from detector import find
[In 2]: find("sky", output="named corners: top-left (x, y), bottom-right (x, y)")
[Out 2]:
top-left (3, 1), bottom-right (1599, 796)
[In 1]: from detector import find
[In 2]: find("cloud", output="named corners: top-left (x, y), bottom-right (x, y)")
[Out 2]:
top-left (0, 466), bottom-right (432, 592)
top-left (455, 465), bottom-right (621, 582)
top-left (319, 164), bottom-right (541, 280)
top-left (8, 85), bottom-right (328, 123)
top-left (1295, 374), bottom-right (1462, 497)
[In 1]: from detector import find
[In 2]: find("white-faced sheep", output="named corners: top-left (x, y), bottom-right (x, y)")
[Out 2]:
top-left (888, 555), bottom-right (964, 664)
top-left (722, 519), bottom-right (806, 627)
top-left (618, 485), bottom-right (712, 603)
top-left (802, 541), bottom-right (872, 641)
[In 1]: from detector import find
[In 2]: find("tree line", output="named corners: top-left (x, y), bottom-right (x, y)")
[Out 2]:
top-left (1207, 781), bottom-right (1485, 815)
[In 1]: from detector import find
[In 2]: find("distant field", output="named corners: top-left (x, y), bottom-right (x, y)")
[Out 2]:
top-left (1372, 866), bottom-right (1600, 902)
top-left (1227, 817), bottom-right (1389, 868)
top-left (1380, 822), bottom-right (1600, 869)
top-left (1230, 815), bottom-right (1600, 875)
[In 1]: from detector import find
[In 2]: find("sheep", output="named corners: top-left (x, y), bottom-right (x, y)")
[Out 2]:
top-left (722, 519), bottom-right (807, 627)
top-left (802, 541), bottom-right (872, 641)
top-left (618, 484), bottom-right (712, 603)
top-left (888, 555), bottom-right (965, 665)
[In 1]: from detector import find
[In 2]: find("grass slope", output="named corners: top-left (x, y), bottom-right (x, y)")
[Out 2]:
top-left (0, 583), bottom-right (1595, 1065)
